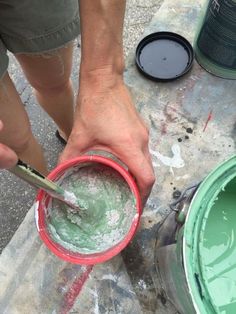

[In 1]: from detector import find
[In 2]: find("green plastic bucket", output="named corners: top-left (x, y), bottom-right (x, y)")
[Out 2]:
top-left (156, 155), bottom-right (236, 313)
top-left (194, 0), bottom-right (236, 79)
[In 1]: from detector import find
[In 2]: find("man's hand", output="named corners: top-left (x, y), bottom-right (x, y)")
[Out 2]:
top-left (60, 0), bottom-right (155, 204)
top-left (0, 120), bottom-right (18, 169)
top-left (60, 75), bottom-right (155, 204)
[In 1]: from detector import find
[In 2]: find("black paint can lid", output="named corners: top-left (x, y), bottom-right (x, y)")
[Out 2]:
top-left (135, 32), bottom-right (194, 82)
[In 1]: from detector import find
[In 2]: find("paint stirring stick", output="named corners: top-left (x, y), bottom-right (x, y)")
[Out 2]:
top-left (9, 159), bottom-right (83, 212)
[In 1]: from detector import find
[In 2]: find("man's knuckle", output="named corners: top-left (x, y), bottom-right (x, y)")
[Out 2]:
top-left (121, 134), bottom-right (135, 146)
top-left (144, 124), bottom-right (150, 135)
top-left (140, 128), bottom-right (150, 143)
top-left (144, 173), bottom-right (156, 186)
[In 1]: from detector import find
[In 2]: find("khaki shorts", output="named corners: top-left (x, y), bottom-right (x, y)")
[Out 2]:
top-left (0, 0), bottom-right (80, 79)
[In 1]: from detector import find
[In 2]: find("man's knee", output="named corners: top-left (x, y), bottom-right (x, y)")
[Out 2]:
top-left (9, 129), bottom-right (33, 156)
top-left (15, 46), bottom-right (73, 95)
top-left (32, 78), bottom-right (71, 96)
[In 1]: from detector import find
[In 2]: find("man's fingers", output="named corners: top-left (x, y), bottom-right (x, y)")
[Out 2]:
top-left (0, 143), bottom-right (18, 169)
top-left (59, 133), bottom-right (155, 206)
top-left (58, 136), bottom-right (89, 164)
top-left (58, 144), bottom-right (81, 164)
top-left (117, 151), bottom-right (155, 206)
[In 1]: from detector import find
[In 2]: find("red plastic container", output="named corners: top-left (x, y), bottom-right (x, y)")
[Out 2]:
top-left (35, 155), bottom-right (142, 265)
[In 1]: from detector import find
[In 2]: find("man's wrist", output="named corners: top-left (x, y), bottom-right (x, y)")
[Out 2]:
top-left (80, 54), bottom-right (125, 76)
top-left (79, 61), bottom-right (125, 90)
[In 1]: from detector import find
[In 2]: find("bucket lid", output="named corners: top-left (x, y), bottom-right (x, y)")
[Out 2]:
top-left (135, 32), bottom-right (194, 81)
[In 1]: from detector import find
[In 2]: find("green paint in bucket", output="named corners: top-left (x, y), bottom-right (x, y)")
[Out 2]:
top-left (194, 0), bottom-right (236, 79)
top-left (156, 155), bottom-right (236, 313)
top-left (47, 164), bottom-right (137, 254)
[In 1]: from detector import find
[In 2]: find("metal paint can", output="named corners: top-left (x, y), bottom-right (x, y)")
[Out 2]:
top-left (35, 155), bottom-right (142, 265)
top-left (194, 0), bottom-right (236, 79)
top-left (155, 155), bottom-right (236, 313)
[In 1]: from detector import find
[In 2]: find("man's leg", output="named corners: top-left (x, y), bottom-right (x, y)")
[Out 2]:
top-left (0, 73), bottom-right (47, 174)
top-left (15, 43), bottom-right (75, 142)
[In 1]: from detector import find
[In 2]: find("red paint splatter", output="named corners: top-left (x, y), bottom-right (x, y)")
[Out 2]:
top-left (163, 102), bottom-right (178, 122)
top-left (60, 265), bottom-right (93, 314)
top-left (161, 122), bottom-right (167, 135)
top-left (203, 110), bottom-right (213, 132)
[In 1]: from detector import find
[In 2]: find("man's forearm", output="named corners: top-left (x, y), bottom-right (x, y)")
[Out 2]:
top-left (79, 0), bottom-right (126, 80)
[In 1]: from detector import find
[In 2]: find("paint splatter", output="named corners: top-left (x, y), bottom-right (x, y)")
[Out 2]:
top-left (203, 110), bottom-right (213, 132)
top-left (89, 285), bottom-right (100, 314)
top-left (150, 144), bottom-right (185, 168)
top-left (152, 161), bottom-right (160, 168)
top-left (61, 266), bottom-right (93, 314)
top-left (186, 127), bottom-right (193, 134)
top-left (173, 190), bottom-right (181, 199)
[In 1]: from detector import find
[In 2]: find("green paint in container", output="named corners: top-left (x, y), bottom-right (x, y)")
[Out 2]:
top-left (47, 164), bottom-right (137, 254)
top-left (194, 0), bottom-right (236, 79)
top-left (36, 155), bottom-right (141, 264)
top-left (156, 155), bottom-right (236, 313)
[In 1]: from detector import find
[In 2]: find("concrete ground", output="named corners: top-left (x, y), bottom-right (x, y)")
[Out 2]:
top-left (1, 0), bottom-right (236, 312)
top-left (0, 0), bottom-right (163, 253)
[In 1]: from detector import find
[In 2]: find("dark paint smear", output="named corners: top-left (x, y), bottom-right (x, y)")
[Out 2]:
top-left (173, 190), bottom-right (181, 199)
top-left (186, 127), bottom-right (193, 134)
top-left (139, 39), bottom-right (189, 79)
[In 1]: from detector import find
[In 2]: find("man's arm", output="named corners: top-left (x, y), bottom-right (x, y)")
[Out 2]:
top-left (60, 0), bottom-right (155, 204)
top-left (79, 0), bottom-right (125, 81)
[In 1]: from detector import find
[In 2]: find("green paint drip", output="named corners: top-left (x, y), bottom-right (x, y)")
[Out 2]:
top-left (46, 164), bottom-right (137, 254)
top-left (200, 177), bottom-right (236, 313)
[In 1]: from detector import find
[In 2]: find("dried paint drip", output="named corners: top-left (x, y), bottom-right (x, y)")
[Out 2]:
top-left (150, 144), bottom-right (185, 168)
top-left (47, 164), bottom-right (137, 254)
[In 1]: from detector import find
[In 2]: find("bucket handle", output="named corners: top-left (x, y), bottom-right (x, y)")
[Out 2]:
top-left (170, 182), bottom-right (201, 223)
